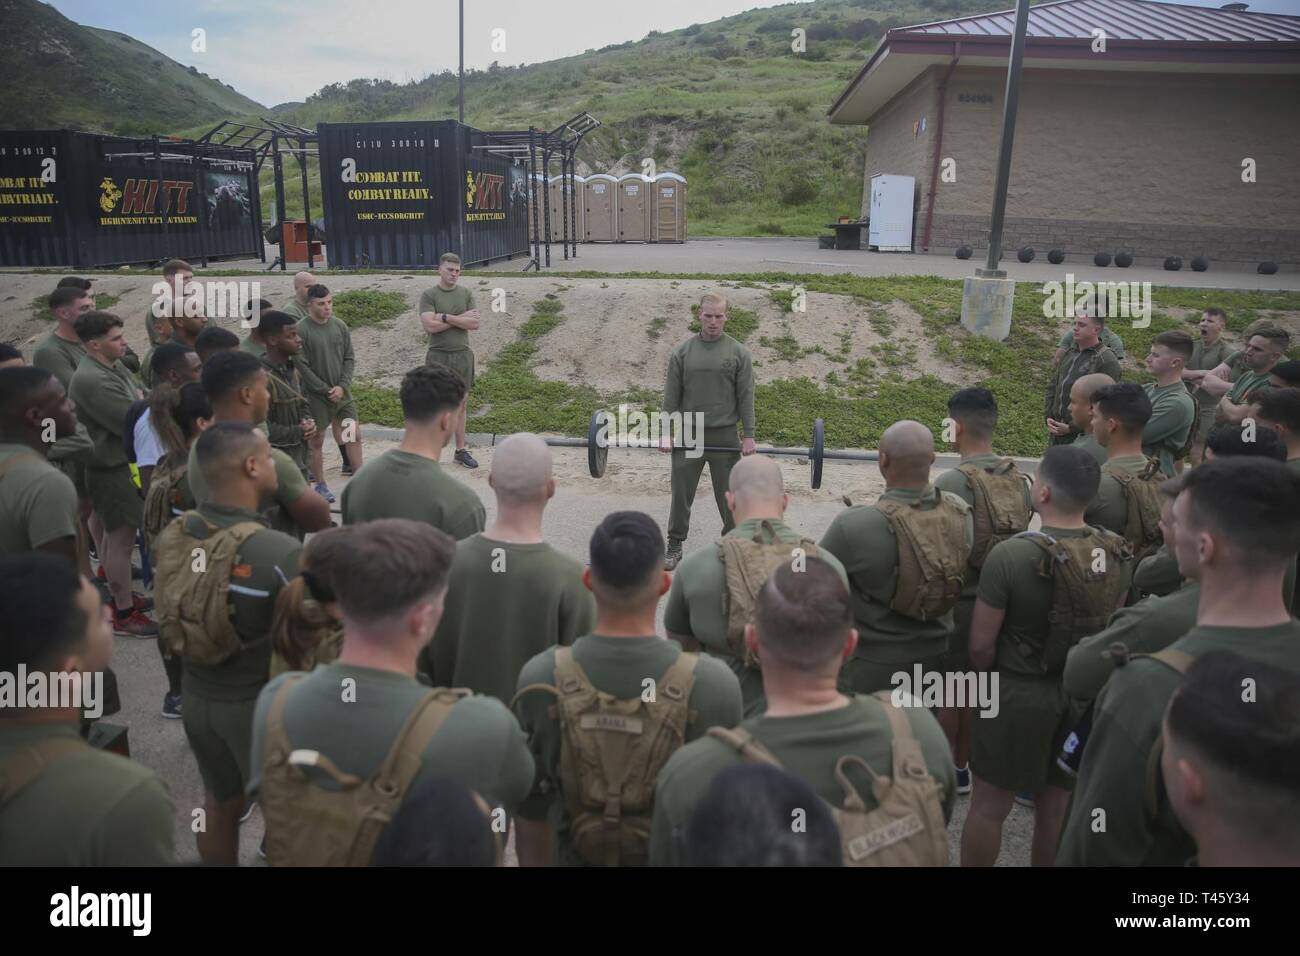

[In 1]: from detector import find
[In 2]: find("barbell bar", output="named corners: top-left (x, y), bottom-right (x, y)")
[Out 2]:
top-left (533, 411), bottom-right (880, 490)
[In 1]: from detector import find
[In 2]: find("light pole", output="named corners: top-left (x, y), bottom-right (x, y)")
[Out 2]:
top-left (458, 0), bottom-right (465, 124)
top-left (981, 0), bottom-right (1032, 277)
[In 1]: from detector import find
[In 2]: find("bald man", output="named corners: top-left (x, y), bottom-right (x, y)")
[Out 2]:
top-left (280, 271), bottom-right (315, 323)
top-left (1065, 372), bottom-right (1114, 466)
top-left (419, 433), bottom-right (594, 704)
top-left (665, 455), bottom-right (849, 716)
top-left (819, 421), bottom-right (973, 696)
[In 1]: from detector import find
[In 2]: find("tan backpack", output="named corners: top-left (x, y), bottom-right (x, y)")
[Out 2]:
top-left (1014, 529), bottom-right (1132, 676)
top-left (141, 452), bottom-right (188, 547)
top-left (875, 487), bottom-right (971, 620)
top-left (717, 520), bottom-right (819, 666)
top-left (259, 675), bottom-right (470, 866)
top-left (957, 460), bottom-right (1032, 568)
top-left (513, 646), bottom-right (698, 866)
top-left (708, 691), bottom-right (948, 866)
top-left (1106, 457), bottom-right (1165, 562)
top-left (153, 512), bottom-right (266, 666)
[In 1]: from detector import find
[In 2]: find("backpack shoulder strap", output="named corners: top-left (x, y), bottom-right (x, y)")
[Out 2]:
top-left (706, 726), bottom-right (784, 767)
top-left (371, 687), bottom-right (470, 797)
top-left (869, 690), bottom-right (930, 782)
top-left (1144, 647), bottom-right (1196, 675)
top-left (553, 644), bottom-right (596, 699)
top-left (0, 734), bottom-right (88, 807)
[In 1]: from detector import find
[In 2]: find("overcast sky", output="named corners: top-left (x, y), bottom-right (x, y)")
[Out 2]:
top-left (45, 0), bottom-right (1300, 106)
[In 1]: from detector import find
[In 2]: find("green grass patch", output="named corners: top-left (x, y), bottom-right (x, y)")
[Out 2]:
top-left (759, 333), bottom-right (806, 362)
top-left (330, 290), bottom-right (408, 329)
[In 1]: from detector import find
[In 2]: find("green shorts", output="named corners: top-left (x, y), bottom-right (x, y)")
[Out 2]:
top-left (181, 690), bottom-right (256, 802)
top-left (426, 347), bottom-right (475, 391)
top-left (840, 652), bottom-right (946, 698)
top-left (941, 597), bottom-right (975, 674)
top-left (1191, 405), bottom-right (1217, 447)
top-left (309, 398), bottom-right (360, 434)
top-left (56, 458), bottom-right (88, 497)
top-left (86, 465), bottom-right (143, 532)
top-left (970, 674), bottom-right (1075, 793)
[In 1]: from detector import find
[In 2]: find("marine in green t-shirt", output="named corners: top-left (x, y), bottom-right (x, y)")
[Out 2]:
top-left (1058, 455), bottom-right (1300, 867)
top-left (661, 294), bottom-right (756, 565)
top-left (418, 256), bottom-right (481, 466)
top-left (650, 555), bottom-right (955, 867)
top-left (421, 535), bottom-right (595, 702)
top-left (511, 511), bottom-right (743, 867)
top-left (663, 456), bottom-right (847, 717)
top-left (1141, 380), bottom-right (1195, 477)
top-left (962, 444), bottom-right (1132, 867)
top-left (187, 439), bottom-right (312, 539)
top-left (296, 286), bottom-right (362, 489)
top-left (32, 331), bottom-right (86, 391)
top-left (0, 555), bottom-right (175, 866)
top-left (819, 423), bottom-right (972, 695)
top-left (1084, 454), bottom-right (1152, 535)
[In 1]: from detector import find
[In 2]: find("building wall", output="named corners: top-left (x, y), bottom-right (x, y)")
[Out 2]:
top-left (877, 65), bottom-right (1300, 267)
top-left (858, 67), bottom-right (937, 224)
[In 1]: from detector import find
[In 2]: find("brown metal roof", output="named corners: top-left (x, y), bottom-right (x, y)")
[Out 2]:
top-left (898, 0), bottom-right (1300, 43)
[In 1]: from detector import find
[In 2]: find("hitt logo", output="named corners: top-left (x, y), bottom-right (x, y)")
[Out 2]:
top-left (466, 172), bottom-right (504, 211)
top-left (99, 177), bottom-right (193, 215)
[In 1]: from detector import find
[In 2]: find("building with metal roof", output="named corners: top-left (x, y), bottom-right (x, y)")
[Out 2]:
top-left (830, 0), bottom-right (1300, 269)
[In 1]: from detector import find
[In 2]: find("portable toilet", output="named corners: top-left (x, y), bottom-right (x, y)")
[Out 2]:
top-left (583, 173), bottom-right (619, 242)
top-left (548, 175), bottom-right (584, 243)
top-left (652, 172), bottom-right (687, 243)
top-left (617, 173), bottom-right (653, 243)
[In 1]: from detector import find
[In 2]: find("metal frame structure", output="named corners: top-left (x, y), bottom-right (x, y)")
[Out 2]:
top-left (477, 112), bottom-right (600, 271)
top-left (199, 118), bottom-right (318, 271)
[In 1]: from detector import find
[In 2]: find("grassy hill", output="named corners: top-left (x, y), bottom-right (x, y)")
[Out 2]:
top-left (171, 0), bottom-right (995, 237)
top-left (0, 0), bottom-right (263, 133)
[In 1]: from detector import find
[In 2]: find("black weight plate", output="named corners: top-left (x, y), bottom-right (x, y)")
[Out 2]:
top-left (588, 410), bottom-right (609, 478)
top-left (810, 418), bottom-right (825, 490)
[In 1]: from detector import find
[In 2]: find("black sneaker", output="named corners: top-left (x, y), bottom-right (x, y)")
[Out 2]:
top-left (454, 448), bottom-right (479, 469)
top-left (956, 764), bottom-right (971, 795)
top-left (239, 799), bottom-right (256, 824)
top-left (161, 692), bottom-right (182, 719)
top-left (664, 542), bottom-right (683, 571)
top-left (341, 461), bottom-right (354, 476)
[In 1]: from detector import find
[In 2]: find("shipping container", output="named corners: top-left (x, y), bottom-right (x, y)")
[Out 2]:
top-left (0, 129), bottom-right (260, 268)
top-left (315, 120), bottom-right (529, 269)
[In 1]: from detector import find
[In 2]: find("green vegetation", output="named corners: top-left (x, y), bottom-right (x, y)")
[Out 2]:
top-left (330, 290), bottom-right (408, 329)
top-left (339, 271), bottom-right (1300, 456)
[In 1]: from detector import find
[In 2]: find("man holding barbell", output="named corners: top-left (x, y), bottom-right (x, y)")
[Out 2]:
top-left (660, 293), bottom-right (756, 570)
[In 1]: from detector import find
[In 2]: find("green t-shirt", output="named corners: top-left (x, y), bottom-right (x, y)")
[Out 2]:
top-left (513, 635), bottom-right (743, 865)
top-left (818, 487), bottom-right (972, 663)
top-left (1058, 326), bottom-right (1126, 360)
top-left (1058, 620), bottom-right (1300, 867)
top-left (296, 315), bottom-right (354, 391)
top-left (31, 332), bottom-right (85, 390)
top-left (281, 299), bottom-right (310, 323)
top-left (932, 454), bottom-right (1033, 599)
top-left (649, 694), bottom-right (956, 866)
top-left (1227, 367), bottom-right (1272, 405)
top-left (663, 334), bottom-right (756, 437)
top-left (664, 518), bottom-right (849, 716)
top-left (1083, 454), bottom-right (1152, 537)
top-left (0, 720), bottom-right (175, 866)
top-left (67, 356), bottom-right (139, 468)
top-left (419, 285), bottom-right (475, 352)
top-left (177, 503), bottom-right (302, 701)
top-left (249, 662), bottom-right (534, 816)
top-left (1070, 433), bottom-right (1108, 466)
top-left (977, 526), bottom-right (1133, 678)
top-left (144, 305), bottom-right (162, 347)
top-left (0, 445), bottom-right (78, 553)
top-left (240, 336), bottom-right (267, 357)
top-left (341, 449), bottom-right (485, 540)
top-left (186, 440), bottom-right (311, 539)
top-left (420, 534), bottom-right (595, 703)
top-left (1187, 338), bottom-right (1231, 408)
top-left (1063, 581), bottom-right (1199, 700)
top-left (1141, 382), bottom-right (1195, 476)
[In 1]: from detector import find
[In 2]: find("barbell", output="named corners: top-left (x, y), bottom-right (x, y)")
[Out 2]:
top-left (533, 411), bottom-right (879, 489)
